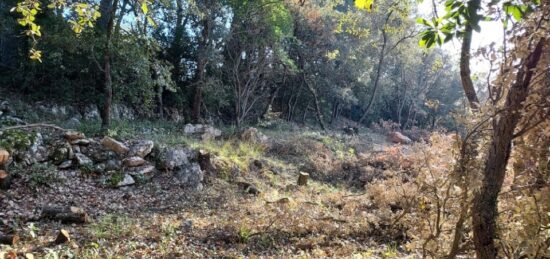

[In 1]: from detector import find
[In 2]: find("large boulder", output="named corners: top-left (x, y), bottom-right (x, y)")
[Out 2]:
top-left (240, 127), bottom-right (268, 144)
top-left (388, 131), bottom-right (412, 144)
top-left (100, 136), bottom-right (129, 155)
top-left (176, 163), bottom-right (204, 190)
top-left (183, 124), bottom-right (221, 140)
top-left (128, 140), bottom-right (154, 158)
top-left (155, 145), bottom-right (193, 171)
top-left (111, 104), bottom-right (136, 120)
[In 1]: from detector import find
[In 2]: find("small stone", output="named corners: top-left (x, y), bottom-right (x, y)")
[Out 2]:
top-left (127, 164), bottom-right (155, 176)
top-left (58, 160), bottom-right (73, 170)
top-left (94, 163), bottom-right (106, 173)
top-left (70, 139), bottom-right (91, 145)
top-left (74, 153), bottom-right (93, 166)
top-left (117, 174), bottom-right (135, 187)
top-left (388, 131), bottom-right (412, 144)
top-left (100, 136), bottom-right (129, 155)
top-left (105, 159), bottom-right (122, 171)
top-left (123, 156), bottom-right (146, 167)
top-left (64, 131), bottom-right (85, 141)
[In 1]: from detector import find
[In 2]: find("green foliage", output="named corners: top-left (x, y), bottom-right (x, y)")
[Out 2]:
top-left (88, 214), bottom-right (134, 239)
top-left (417, 0), bottom-right (541, 48)
top-left (106, 172), bottom-right (124, 187)
top-left (0, 130), bottom-right (37, 153)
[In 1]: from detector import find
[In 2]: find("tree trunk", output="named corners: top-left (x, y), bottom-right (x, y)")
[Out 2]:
top-left (97, 0), bottom-right (119, 132)
top-left (298, 172), bottom-right (309, 186)
top-left (458, 0), bottom-right (481, 109)
top-left (472, 38), bottom-right (545, 259)
top-left (304, 79), bottom-right (327, 131)
top-left (358, 27), bottom-right (388, 124)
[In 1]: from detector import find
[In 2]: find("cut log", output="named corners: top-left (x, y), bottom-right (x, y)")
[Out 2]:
top-left (41, 206), bottom-right (89, 224)
top-left (54, 229), bottom-right (70, 244)
top-left (0, 170), bottom-right (11, 190)
top-left (0, 234), bottom-right (19, 245)
top-left (198, 150), bottom-right (215, 175)
top-left (0, 149), bottom-right (9, 165)
top-left (298, 172), bottom-right (309, 186)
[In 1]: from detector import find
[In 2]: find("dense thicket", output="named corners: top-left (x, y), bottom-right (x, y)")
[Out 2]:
top-left (0, 0), bottom-right (464, 130)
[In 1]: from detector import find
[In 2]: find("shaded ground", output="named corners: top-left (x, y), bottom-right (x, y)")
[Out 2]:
top-left (1, 125), bottom-right (413, 258)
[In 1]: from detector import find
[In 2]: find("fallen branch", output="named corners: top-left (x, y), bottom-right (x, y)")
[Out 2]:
top-left (315, 216), bottom-right (348, 223)
top-left (0, 123), bottom-right (68, 132)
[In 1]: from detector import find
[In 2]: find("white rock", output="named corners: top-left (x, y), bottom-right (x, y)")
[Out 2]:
top-left (117, 174), bottom-right (135, 187)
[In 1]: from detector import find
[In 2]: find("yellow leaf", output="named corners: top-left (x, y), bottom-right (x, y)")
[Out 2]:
top-left (141, 2), bottom-right (148, 14)
top-left (355, 0), bottom-right (374, 11)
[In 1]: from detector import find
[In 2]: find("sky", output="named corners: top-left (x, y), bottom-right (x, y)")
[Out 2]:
top-left (417, 1), bottom-right (505, 75)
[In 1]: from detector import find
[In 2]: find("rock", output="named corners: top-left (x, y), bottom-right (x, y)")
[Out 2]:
top-left (64, 117), bottom-right (81, 128)
top-left (117, 174), bottom-right (135, 187)
top-left (184, 124), bottom-right (221, 140)
top-left (74, 153), bottom-right (93, 166)
top-left (105, 159), bottom-right (122, 171)
top-left (58, 160), bottom-right (73, 170)
top-left (72, 145), bottom-right (81, 153)
top-left (176, 163), bottom-right (204, 190)
top-left (126, 164), bottom-right (155, 176)
top-left (240, 127), bottom-right (268, 144)
top-left (94, 163), bottom-right (106, 173)
top-left (82, 105), bottom-right (100, 121)
top-left (70, 139), bottom-right (91, 145)
top-left (111, 104), bottom-right (136, 120)
top-left (184, 124), bottom-right (203, 134)
top-left (388, 131), bottom-right (412, 144)
top-left (181, 220), bottom-right (193, 232)
top-left (128, 140), bottom-right (154, 158)
top-left (82, 142), bottom-right (116, 162)
top-left (64, 131), bottom-right (85, 141)
top-left (100, 136), bottom-right (129, 155)
top-left (0, 116), bottom-right (26, 127)
top-left (123, 156), bottom-right (146, 167)
top-left (0, 100), bottom-right (12, 115)
top-left (156, 146), bottom-right (191, 171)
top-left (50, 144), bottom-right (71, 165)
top-left (201, 126), bottom-right (222, 141)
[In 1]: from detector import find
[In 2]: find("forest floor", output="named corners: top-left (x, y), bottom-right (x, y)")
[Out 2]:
top-left (1, 118), bottom-right (420, 258)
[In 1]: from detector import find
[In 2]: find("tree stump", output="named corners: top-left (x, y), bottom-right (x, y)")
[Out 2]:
top-left (0, 170), bottom-right (11, 190)
top-left (54, 229), bottom-right (70, 244)
top-left (0, 149), bottom-right (9, 166)
top-left (0, 234), bottom-right (19, 245)
top-left (41, 206), bottom-right (89, 224)
top-left (298, 172), bottom-right (309, 186)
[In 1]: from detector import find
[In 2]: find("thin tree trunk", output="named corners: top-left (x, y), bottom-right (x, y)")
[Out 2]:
top-left (472, 38), bottom-right (545, 259)
top-left (358, 24), bottom-right (388, 124)
top-left (192, 16), bottom-right (212, 122)
top-left (97, 0), bottom-right (119, 132)
top-left (303, 79), bottom-right (326, 131)
top-left (459, 0), bottom-right (481, 109)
